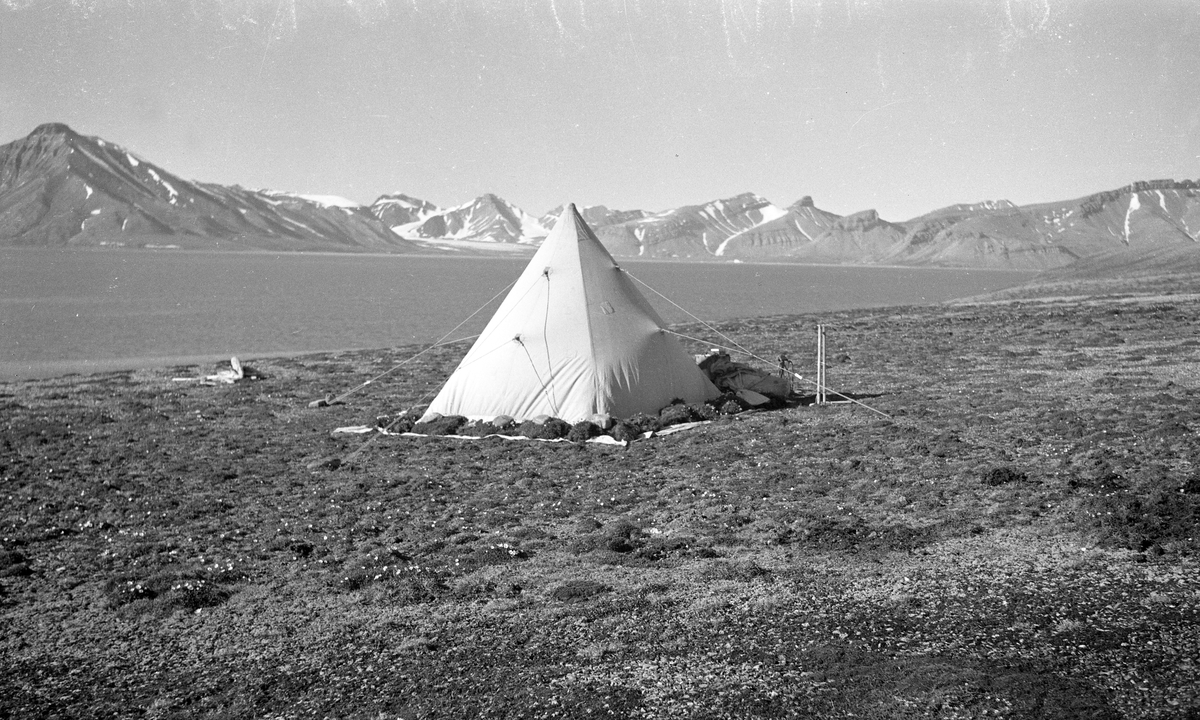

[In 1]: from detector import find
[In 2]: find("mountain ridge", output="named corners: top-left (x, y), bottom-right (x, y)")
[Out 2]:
top-left (3, 124), bottom-right (1199, 271)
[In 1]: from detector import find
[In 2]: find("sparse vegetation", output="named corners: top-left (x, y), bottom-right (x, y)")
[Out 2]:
top-left (2, 278), bottom-right (1199, 718)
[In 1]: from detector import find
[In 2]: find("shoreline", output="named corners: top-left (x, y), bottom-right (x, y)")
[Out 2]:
top-left (0, 243), bottom-right (1045, 272)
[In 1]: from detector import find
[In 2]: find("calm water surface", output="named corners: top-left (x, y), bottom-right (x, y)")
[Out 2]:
top-left (0, 248), bottom-right (1037, 379)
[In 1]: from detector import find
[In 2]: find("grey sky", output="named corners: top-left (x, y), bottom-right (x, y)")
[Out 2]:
top-left (2, 0), bottom-right (1198, 220)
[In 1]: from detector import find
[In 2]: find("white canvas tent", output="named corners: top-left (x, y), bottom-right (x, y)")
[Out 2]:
top-left (423, 204), bottom-right (719, 423)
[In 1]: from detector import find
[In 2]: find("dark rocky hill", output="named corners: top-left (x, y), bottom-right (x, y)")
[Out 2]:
top-left (0, 124), bottom-right (416, 252)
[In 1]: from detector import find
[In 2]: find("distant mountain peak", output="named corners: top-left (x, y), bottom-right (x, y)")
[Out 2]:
top-left (379, 192), bottom-right (549, 245)
top-left (31, 122), bottom-right (76, 137)
top-left (376, 192), bottom-right (436, 209)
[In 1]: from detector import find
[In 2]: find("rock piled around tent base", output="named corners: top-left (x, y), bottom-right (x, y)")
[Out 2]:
top-left (412, 414), bottom-right (466, 436)
top-left (398, 397), bottom-right (737, 443)
top-left (517, 418), bottom-right (572, 440)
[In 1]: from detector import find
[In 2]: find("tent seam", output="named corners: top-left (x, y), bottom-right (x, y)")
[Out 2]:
top-left (573, 216), bottom-right (604, 417)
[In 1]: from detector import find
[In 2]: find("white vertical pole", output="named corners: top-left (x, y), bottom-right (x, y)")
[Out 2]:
top-left (816, 324), bottom-right (826, 405)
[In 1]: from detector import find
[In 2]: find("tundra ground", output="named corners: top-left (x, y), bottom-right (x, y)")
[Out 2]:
top-left (2, 275), bottom-right (1199, 719)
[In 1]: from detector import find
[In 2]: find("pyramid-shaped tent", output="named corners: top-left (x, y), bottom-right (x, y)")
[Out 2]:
top-left (424, 204), bottom-right (719, 423)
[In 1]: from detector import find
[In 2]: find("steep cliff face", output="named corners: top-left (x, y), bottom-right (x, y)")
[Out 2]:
top-left (782, 209), bottom-right (906, 264)
top-left (0, 124), bottom-right (415, 251)
top-left (593, 193), bottom-right (787, 258)
top-left (708, 196), bottom-right (843, 259)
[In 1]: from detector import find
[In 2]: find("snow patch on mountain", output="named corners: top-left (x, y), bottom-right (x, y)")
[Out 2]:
top-left (1125, 193), bottom-right (1140, 244)
top-left (713, 204), bottom-right (788, 256)
top-left (146, 168), bottom-right (178, 204)
top-left (297, 194), bottom-right (361, 209)
top-left (254, 191), bottom-right (361, 209)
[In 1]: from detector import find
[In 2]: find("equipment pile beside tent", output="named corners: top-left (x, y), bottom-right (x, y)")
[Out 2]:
top-left (697, 350), bottom-right (793, 408)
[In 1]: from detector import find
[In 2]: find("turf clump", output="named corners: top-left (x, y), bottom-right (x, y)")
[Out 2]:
top-left (982, 466), bottom-right (1028, 486)
top-left (334, 562), bottom-right (448, 603)
top-left (411, 414), bottom-right (466, 435)
top-left (549, 579), bottom-right (611, 602)
top-left (102, 569), bottom-right (240, 613)
top-left (659, 402), bottom-right (696, 426)
top-left (0, 550), bottom-right (32, 578)
top-left (703, 559), bottom-right (773, 582)
top-left (624, 412), bottom-right (662, 434)
top-left (1074, 480), bottom-right (1200, 552)
top-left (608, 420), bottom-right (640, 443)
top-left (566, 420), bottom-right (601, 443)
top-left (374, 406), bottom-right (425, 433)
top-left (516, 417), bottom-right (572, 439)
top-left (456, 420), bottom-right (506, 437)
top-left (719, 398), bottom-right (744, 415)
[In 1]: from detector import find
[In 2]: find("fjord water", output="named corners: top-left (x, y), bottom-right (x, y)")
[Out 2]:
top-left (0, 249), bottom-right (1036, 380)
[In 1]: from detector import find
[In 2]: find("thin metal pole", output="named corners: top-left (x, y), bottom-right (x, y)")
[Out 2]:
top-left (816, 324), bottom-right (826, 405)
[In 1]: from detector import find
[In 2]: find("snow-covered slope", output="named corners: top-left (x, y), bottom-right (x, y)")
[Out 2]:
top-left (710, 196), bottom-right (843, 258)
top-left (381, 193), bottom-right (549, 245)
top-left (370, 192), bottom-right (441, 229)
top-left (593, 193), bottom-right (789, 258)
